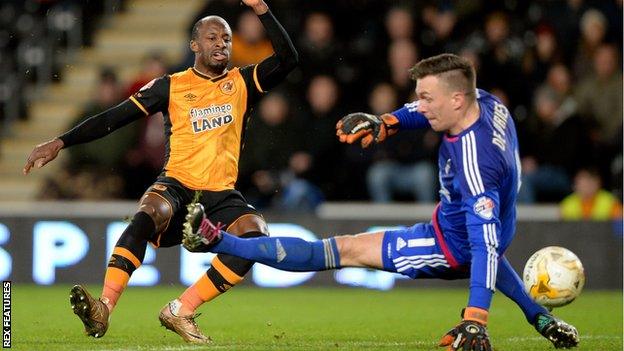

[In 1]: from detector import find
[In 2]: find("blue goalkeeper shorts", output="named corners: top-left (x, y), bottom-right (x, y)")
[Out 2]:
top-left (381, 223), bottom-right (468, 280)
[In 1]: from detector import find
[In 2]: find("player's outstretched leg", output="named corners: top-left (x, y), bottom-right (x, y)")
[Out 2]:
top-left (495, 257), bottom-right (579, 348)
top-left (69, 285), bottom-right (110, 338)
top-left (534, 313), bottom-right (579, 349)
top-left (182, 203), bottom-right (340, 271)
top-left (158, 299), bottom-right (211, 343)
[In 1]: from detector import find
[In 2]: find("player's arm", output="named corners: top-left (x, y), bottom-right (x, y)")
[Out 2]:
top-left (336, 101), bottom-right (431, 148)
top-left (438, 190), bottom-right (500, 351)
top-left (463, 189), bottom-right (502, 312)
top-left (245, 0), bottom-right (298, 93)
top-left (23, 76), bottom-right (170, 175)
top-left (22, 100), bottom-right (144, 174)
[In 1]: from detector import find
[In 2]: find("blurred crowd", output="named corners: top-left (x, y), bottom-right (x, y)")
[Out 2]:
top-left (8, 1), bottom-right (624, 215)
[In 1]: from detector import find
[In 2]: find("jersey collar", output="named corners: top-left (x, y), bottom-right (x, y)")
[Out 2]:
top-left (191, 67), bottom-right (229, 82)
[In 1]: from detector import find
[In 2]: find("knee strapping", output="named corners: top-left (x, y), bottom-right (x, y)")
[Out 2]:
top-left (138, 191), bottom-right (172, 234)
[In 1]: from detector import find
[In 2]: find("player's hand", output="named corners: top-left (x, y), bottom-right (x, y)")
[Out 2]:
top-left (23, 138), bottom-right (64, 175)
top-left (241, 0), bottom-right (268, 14)
top-left (439, 307), bottom-right (492, 351)
top-left (335, 112), bottom-right (399, 148)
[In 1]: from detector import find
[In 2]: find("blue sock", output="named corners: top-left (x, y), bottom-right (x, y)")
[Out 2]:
top-left (211, 232), bottom-right (341, 272)
top-left (496, 256), bottom-right (548, 324)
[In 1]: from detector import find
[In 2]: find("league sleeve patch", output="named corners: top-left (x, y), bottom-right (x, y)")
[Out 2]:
top-left (473, 196), bottom-right (495, 220)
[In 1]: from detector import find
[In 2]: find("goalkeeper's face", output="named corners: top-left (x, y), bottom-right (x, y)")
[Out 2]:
top-left (415, 75), bottom-right (463, 134)
top-left (192, 18), bottom-right (232, 74)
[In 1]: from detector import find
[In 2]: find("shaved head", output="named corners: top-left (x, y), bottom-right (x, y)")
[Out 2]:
top-left (192, 15), bottom-right (230, 40)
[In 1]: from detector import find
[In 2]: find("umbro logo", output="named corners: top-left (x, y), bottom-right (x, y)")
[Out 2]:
top-left (184, 93), bottom-right (197, 102)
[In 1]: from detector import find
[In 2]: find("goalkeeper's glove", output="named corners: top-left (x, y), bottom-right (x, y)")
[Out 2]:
top-left (439, 307), bottom-right (492, 351)
top-left (335, 112), bottom-right (399, 148)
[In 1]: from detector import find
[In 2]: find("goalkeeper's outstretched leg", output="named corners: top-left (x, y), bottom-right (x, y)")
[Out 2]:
top-left (496, 256), bottom-right (579, 349)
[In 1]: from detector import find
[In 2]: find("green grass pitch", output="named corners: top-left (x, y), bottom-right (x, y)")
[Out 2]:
top-left (11, 285), bottom-right (622, 350)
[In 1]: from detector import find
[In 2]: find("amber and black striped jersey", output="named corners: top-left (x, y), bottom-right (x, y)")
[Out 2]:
top-left (129, 66), bottom-right (264, 190)
top-left (58, 9), bottom-right (297, 192)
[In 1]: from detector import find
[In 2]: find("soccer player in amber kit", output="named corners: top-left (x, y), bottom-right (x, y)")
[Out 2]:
top-left (23, 0), bottom-right (297, 343)
top-left (185, 54), bottom-right (579, 350)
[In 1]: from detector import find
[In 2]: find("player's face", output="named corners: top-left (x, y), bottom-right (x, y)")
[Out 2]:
top-left (193, 19), bottom-right (232, 74)
top-left (415, 75), bottom-right (458, 133)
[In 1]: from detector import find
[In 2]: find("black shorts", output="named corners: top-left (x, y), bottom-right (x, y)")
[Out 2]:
top-left (144, 176), bottom-right (262, 247)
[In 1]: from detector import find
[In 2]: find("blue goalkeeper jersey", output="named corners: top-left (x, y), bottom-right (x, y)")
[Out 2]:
top-left (391, 89), bottom-right (522, 309)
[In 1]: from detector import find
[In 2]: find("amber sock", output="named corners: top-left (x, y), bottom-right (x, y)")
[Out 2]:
top-left (178, 256), bottom-right (244, 315)
top-left (101, 246), bottom-right (143, 312)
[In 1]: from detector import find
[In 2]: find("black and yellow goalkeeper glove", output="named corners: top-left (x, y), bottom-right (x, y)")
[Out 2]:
top-left (439, 307), bottom-right (492, 351)
top-left (335, 112), bottom-right (399, 148)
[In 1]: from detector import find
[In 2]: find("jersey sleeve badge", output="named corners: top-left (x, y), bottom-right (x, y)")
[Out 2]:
top-left (473, 196), bottom-right (495, 220)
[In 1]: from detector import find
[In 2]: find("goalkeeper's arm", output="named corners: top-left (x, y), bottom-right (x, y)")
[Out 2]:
top-left (335, 112), bottom-right (400, 148)
top-left (335, 101), bottom-right (431, 148)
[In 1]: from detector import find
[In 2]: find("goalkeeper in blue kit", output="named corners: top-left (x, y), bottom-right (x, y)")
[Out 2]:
top-left (182, 54), bottom-right (579, 350)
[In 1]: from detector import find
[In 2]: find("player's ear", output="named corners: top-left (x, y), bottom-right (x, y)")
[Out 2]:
top-left (451, 92), bottom-right (464, 110)
top-left (190, 40), bottom-right (199, 53)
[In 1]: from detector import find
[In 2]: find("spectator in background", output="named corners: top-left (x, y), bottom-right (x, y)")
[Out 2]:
top-left (521, 25), bottom-right (562, 92)
top-left (417, 4), bottom-right (459, 57)
top-left (560, 167), bottom-right (622, 220)
top-left (573, 9), bottom-right (608, 79)
top-left (297, 12), bottom-right (341, 82)
top-left (298, 75), bottom-right (344, 201)
top-left (385, 5), bottom-right (415, 42)
top-left (471, 11), bottom-right (527, 110)
top-left (231, 10), bottom-right (274, 67)
top-left (124, 52), bottom-right (168, 97)
top-left (546, 63), bottom-right (574, 99)
top-left (576, 43), bottom-right (622, 146)
top-left (385, 39), bottom-right (419, 102)
top-left (517, 86), bottom-right (592, 203)
top-left (539, 63), bottom-right (578, 128)
top-left (366, 82), bottom-right (437, 203)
